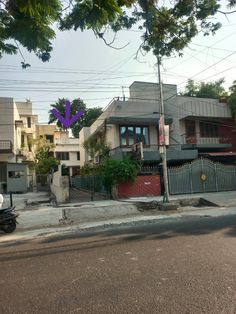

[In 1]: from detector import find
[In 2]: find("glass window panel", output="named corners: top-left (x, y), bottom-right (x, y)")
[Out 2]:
top-left (135, 127), bottom-right (142, 143)
top-left (120, 126), bottom-right (126, 145)
top-left (200, 122), bottom-right (218, 138)
top-left (128, 127), bottom-right (134, 145)
top-left (143, 127), bottom-right (149, 145)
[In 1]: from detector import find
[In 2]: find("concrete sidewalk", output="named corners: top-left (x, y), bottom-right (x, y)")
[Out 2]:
top-left (1, 203), bottom-right (236, 244)
top-left (0, 190), bottom-right (235, 243)
top-left (121, 191), bottom-right (236, 207)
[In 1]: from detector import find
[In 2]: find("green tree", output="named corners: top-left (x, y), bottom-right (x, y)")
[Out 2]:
top-left (182, 78), bottom-right (227, 99)
top-left (80, 155), bottom-right (139, 190)
top-left (35, 137), bottom-right (59, 175)
top-left (0, 0), bottom-right (61, 63)
top-left (0, 1), bottom-right (235, 62)
top-left (48, 98), bottom-right (102, 137)
top-left (102, 156), bottom-right (138, 191)
top-left (228, 80), bottom-right (236, 119)
top-left (72, 107), bottom-right (103, 138)
top-left (182, 79), bottom-right (198, 97)
top-left (48, 98), bottom-right (86, 132)
top-left (83, 134), bottom-right (110, 161)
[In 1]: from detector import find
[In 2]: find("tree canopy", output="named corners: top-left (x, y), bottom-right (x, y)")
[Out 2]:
top-left (0, 1), bottom-right (236, 63)
top-left (182, 78), bottom-right (227, 99)
top-left (35, 137), bottom-right (59, 175)
top-left (228, 80), bottom-right (236, 119)
top-left (48, 98), bottom-right (103, 137)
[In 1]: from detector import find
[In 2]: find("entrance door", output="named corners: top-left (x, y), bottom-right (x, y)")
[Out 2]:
top-left (185, 120), bottom-right (196, 144)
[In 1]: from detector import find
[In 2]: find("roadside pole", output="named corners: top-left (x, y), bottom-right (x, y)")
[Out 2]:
top-left (157, 57), bottom-right (170, 203)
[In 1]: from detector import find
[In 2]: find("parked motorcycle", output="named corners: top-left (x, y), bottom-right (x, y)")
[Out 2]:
top-left (0, 206), bottom-right (19, 233)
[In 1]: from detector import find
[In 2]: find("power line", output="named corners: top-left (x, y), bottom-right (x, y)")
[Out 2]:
top-left (190, 43), bottom-right (236, 54)
top-left (166, 30), bottom-right (236, 71)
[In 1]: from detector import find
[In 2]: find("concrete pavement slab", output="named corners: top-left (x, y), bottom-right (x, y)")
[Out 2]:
top-left (17, 206), bottom-right (63, 230)
top-left (60, 200), bottom-right (140, 223)
top-left (2, 192), bottom-right (50, 210)
top-left (1, 204), bottom-right (236, 244)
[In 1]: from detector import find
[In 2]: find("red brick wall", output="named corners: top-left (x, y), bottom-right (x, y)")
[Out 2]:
top-left (117, 175), bottom-right (161, 198)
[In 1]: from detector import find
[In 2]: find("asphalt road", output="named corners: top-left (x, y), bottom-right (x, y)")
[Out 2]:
top-left (1, 214), bottom-right (236, 314)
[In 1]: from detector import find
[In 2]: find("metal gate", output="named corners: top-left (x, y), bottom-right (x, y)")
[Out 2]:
top-left (168, 158), bottom-right (236, 195)
top-left (70, 176), bottom-right (111, 202)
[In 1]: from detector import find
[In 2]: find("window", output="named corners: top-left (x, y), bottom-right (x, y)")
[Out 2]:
top-left (21, 135), bottom-right (25, 146)
top-left (27, 136), bottom-right (32, 152)
top-left (77, 152), bottom-right (80, 160)
top-left (46, 135), bottom-right (54, 143)
top-left (8, 171), bottom-right (24, 179)
top-left (119, 126), bottom-right (149, 146)
top-left (27, 117), bottom-right (31, 128)
top-left (56, 152), bottom-right (69, 160)
top-left (49, 151), bottom-right (54, 158)
top-left (200, 122), bottom-right (218, 138)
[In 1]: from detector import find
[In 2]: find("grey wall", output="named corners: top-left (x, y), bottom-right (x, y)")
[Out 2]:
top-left (7, 163), bottom-right (28, 193)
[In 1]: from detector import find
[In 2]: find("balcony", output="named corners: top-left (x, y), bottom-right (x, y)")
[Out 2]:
top-left (55, 138), bottom-right (79, 145)
top-left (21, 125), bottom-right (34, 134)
top-left (109, 145), bottom-right (198, 162)
top-left (181, 133), bottom-right (232, 151)
top-left (0, 140), bottom-right (13, 154)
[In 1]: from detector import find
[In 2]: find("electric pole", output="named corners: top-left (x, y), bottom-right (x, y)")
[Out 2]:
top-left (157, 56), bottom-right (170, 203)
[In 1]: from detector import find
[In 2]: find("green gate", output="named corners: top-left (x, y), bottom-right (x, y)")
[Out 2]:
top-left (168, 158), bottom-right (236, 195)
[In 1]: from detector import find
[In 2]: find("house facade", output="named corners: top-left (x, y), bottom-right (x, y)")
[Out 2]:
top-left (79, 81), bottom-right (236, 167)
top-left (36, 125), bottom-right (81, 177)
top-left (36, 124), bottom-right (57, 144)
top-left (54, 131), bottom-right (81, 177)
top-left (0, 97), bottom-right (39, 163)
top-left (0, 97), bottom-right (39, 192)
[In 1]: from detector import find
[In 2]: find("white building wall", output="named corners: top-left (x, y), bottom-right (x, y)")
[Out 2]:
top-left (13, 101), bottom-right (21, 158)
top-left (0, 98), bottom-right (14, 143)
top-left (16, 101), bottom-right (33, 116)
top-left (0, 98), bottom-right (18, 162)
top-left (55, 135), bottom-right (80, 175)
top-left (106, 125), bottom-right (119, 149)
top-left (0, 97), bottom-right (38, 162)
top-left (79, 127), bottom-right (90, 166)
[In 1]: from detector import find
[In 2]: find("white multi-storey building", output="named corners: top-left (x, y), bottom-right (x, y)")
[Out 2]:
top-left (0, 97), bottom-right (38, 163)
top-left (54, 131), bottom-right (81, 177)
top-left (0, 97), bottom-right (39, 192)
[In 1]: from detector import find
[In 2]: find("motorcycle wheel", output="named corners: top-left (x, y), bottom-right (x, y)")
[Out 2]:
top-left (3, 221), bottom-right (16, 233)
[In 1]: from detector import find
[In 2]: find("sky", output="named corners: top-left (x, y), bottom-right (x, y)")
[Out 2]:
top-left (0, 0), bottom-right (236, 123)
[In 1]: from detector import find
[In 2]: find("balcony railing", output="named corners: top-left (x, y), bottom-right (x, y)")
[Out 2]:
top-left (181, 133), bottom-right (231, 146)
top-left (0, 140), bottom-right (13, 154)
top-left (55, 137), bottom-right (80, 144)
top-left (109, 144), bottom-right (198, 161)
